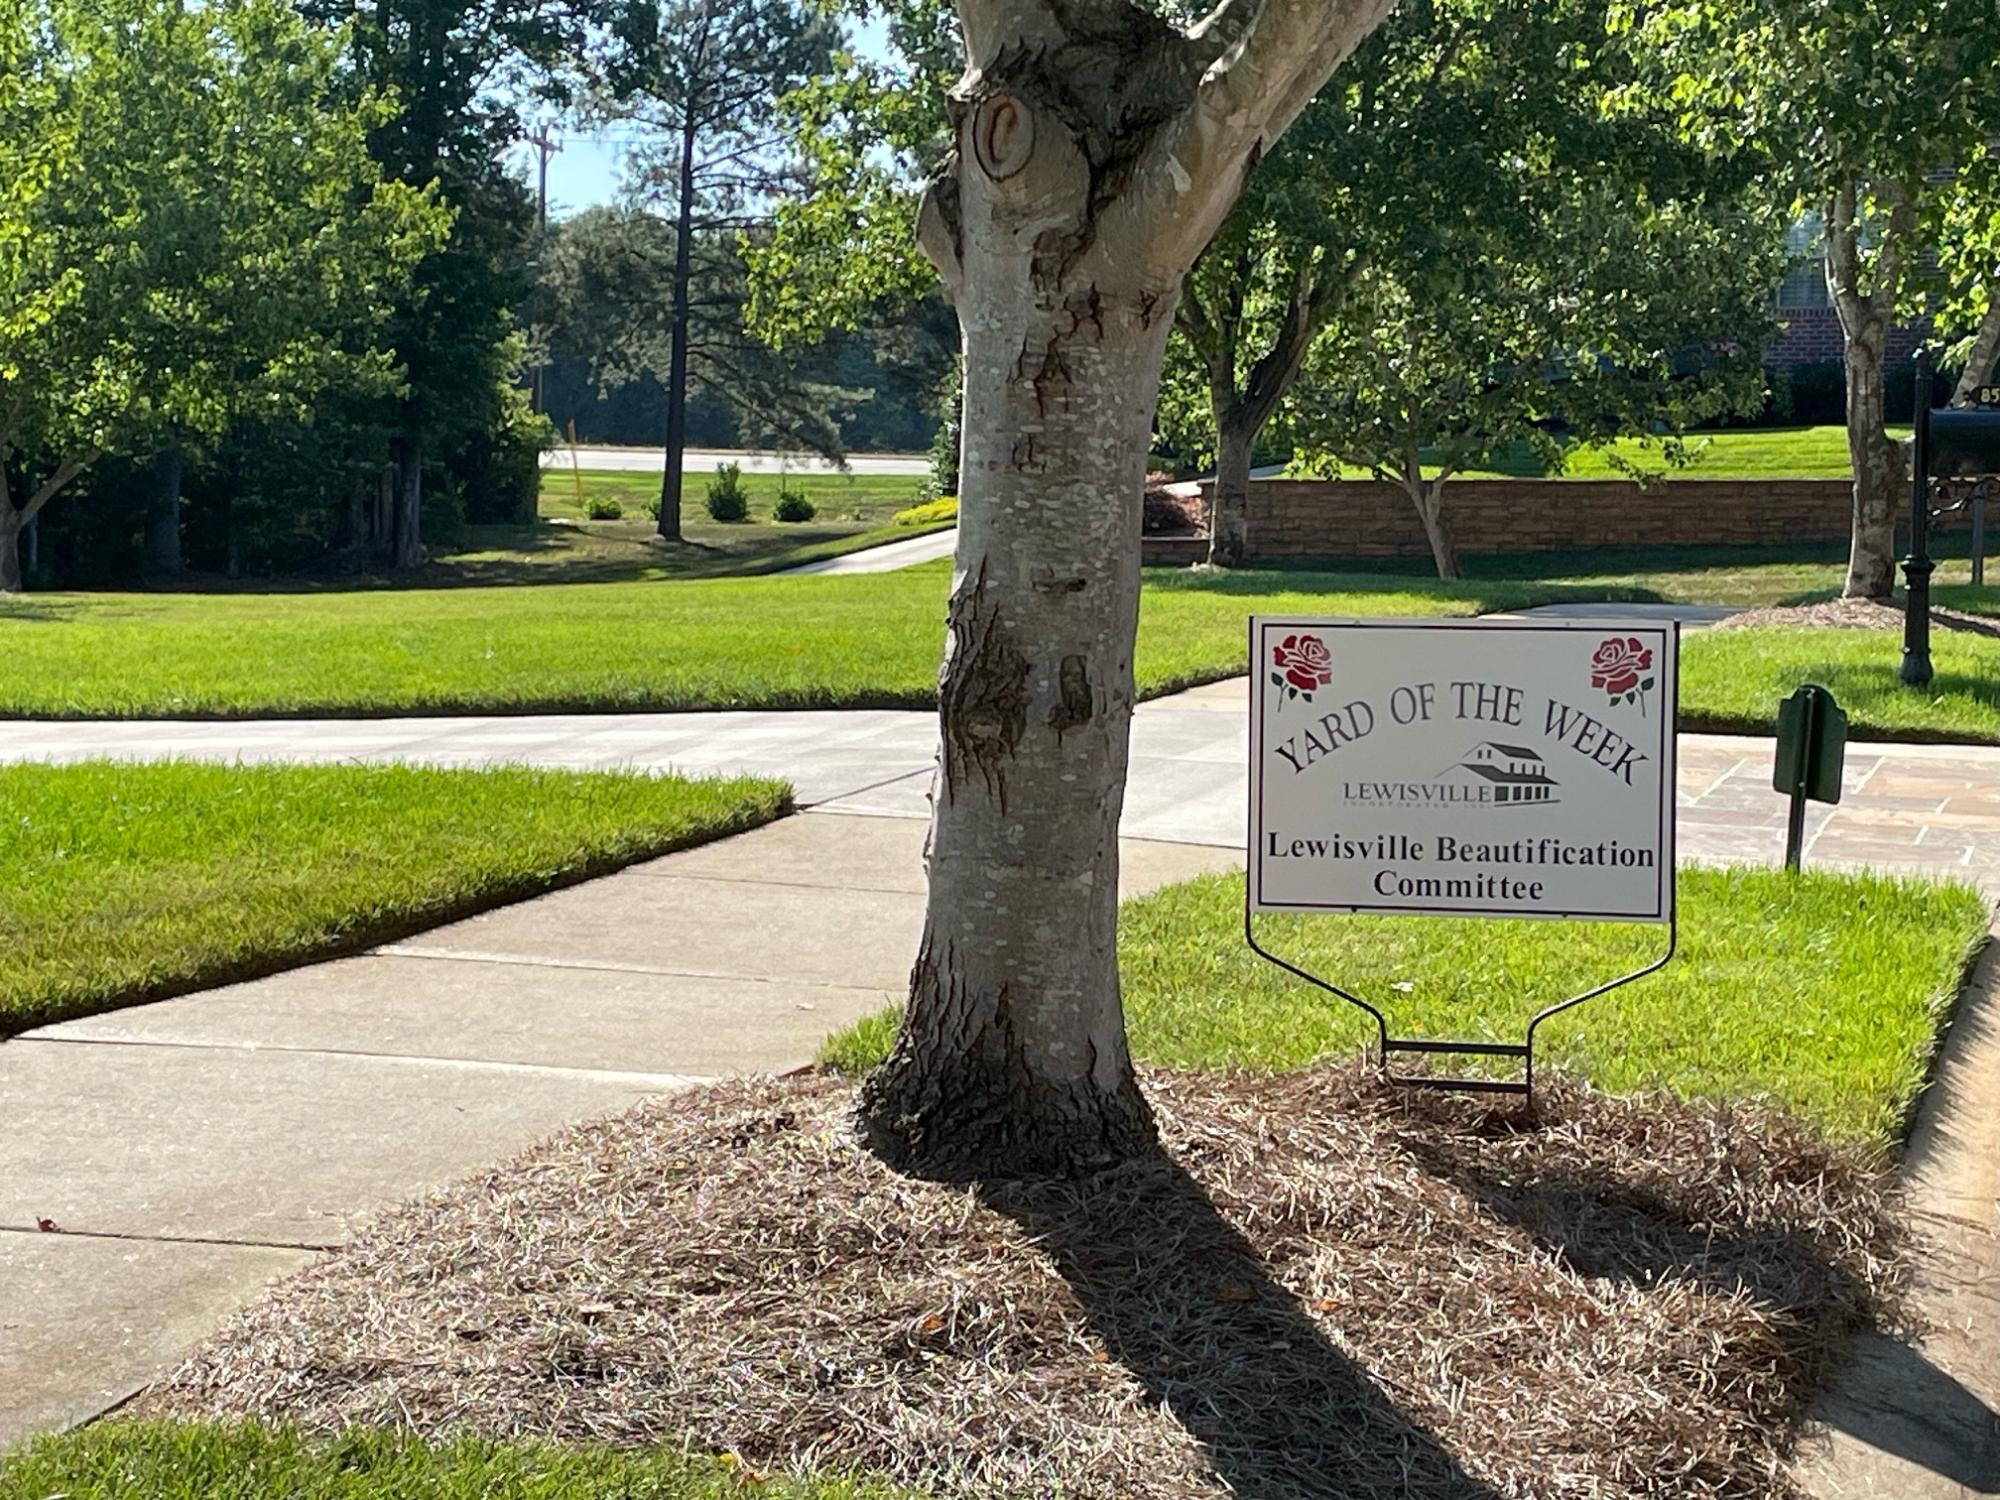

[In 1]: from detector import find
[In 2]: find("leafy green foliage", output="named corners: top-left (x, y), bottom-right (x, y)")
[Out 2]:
top-left (824, 864), bottom-right (1990, 1148)
top-left (0, 760), bottom-right (788, 1035)
top-left (586, 497), bottom-right (625, 520)
top-left (1252, 0), bottom-right (1779, 575)
top-left (773, 486), bottom-right (817, 522)
top-left (705, 462), bottom-right (750, 522)
top-left (0, 0), bottom-right (443, 562)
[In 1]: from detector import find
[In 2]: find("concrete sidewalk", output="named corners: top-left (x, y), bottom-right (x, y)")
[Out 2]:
top-left (783, 526), bottom-right (957, 575)
top-left (0, 810), bottom-right (1236, 1447)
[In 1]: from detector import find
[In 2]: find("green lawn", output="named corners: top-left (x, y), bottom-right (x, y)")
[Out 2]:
top-left (823, 865), bottom-right (1991, 1150)
top-left (419, 466), bottom-right (939, 585)
top-left (0, 568), bottom-right (1653, 718)
top-left (0, 761), bottom-right (788, 1037)
top-left (1307, 424), bottom-right (1907, 481)
top-left (0, 1423), bottom-right (902, 1499)
top-left (1683, 592), bottom-right (2000, 743)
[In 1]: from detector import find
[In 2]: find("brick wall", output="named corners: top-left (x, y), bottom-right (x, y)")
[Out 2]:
top-left (1227, 477), bottom-right (1865, 561)
top-left (1767, 307), bottom-right (1921, 369)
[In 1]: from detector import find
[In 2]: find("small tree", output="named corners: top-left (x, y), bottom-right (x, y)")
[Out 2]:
top-left (537, 208), bottom-right (858, 478)
top-left (0, 0), bottom-right (439, 592)
top-left (1287, 187), bottom-right (1776, 578)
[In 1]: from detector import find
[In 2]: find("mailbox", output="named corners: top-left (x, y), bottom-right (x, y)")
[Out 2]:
top-left (1925, 407), bottom-right (2000, 479)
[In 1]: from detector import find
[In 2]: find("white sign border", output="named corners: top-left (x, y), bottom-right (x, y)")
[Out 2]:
top-left (1246, 615), bottom-right (1679, 925)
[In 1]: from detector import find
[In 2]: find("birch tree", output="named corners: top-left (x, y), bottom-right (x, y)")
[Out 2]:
top-left (854, 0), bottom-right (1397, 1178)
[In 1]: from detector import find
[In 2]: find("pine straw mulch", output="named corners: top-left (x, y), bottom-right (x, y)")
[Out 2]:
top-left (1713, 595), bottom-right (2000, 637)
top-left (144, 1067), bottom-right (1907, 1500)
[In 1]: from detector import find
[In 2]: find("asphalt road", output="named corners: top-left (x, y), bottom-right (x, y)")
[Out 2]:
top-left (542, 445), bottom-right (930, 476)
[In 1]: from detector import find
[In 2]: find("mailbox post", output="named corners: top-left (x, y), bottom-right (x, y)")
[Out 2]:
top-left (1773, 685), bottom-right (1847, 870)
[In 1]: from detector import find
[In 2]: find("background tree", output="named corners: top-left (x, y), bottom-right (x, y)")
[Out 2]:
top-left (1286, 189), bottom-right (1774, 576)
top-left (0, 0), bottom-right (439, 592)
top-left (1628, 0), bottom-right (2000, 597)
top-left (594, 0), bottom-right (840, 541)
top-left (538, 206), bottom-right (878, 470)
top-left (305, 0), bottom-right (582, 568)
top-left (851, 0), bottom-right (1398, 1179)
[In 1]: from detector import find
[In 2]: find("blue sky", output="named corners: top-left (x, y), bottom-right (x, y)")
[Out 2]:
top-left (511, 14), bottom-right (894, 217)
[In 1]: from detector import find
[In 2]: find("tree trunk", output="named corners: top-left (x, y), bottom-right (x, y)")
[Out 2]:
top-left (1841, 322), bottom-right (1901, 599)
top-left (1409, 475), bottom-right (1460, 579)
top-left (346, 473), bottom-right (369, 551)
top-left (855, 0), bottom-right (1397, 1179)
top-left (392, 436), bottom-right (423, 570)
top-left (858, 274), bottom-right (1175, 1178)
top-left (1953, 296), bottom-right (2000, 407)
top-left (1205, 415), bottom-right (1256, 567)
top-left (374, 467), bottom-right (394, 558)
top-left (0, 505), bottom-right (22, 593)
top-left (656, 107), bottom-right (697, 544)
top-left (144, 443), bottom-right (185, 576)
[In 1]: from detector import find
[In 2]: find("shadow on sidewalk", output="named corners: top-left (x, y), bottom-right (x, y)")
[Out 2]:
top-left (979, 1150), bottom-right (1500, 1500)
top-left (1815, 1333), bottom-right (2000, 1490)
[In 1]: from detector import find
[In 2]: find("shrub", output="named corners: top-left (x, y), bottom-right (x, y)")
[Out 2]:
top-left (895, 496), bottom-right (958, 527)
top-left (1142, 475), bottom-right (1205, 535)
top-left (705, 463), bottom-right (749, 522)
top-left (585, 497), bottom-right (624, 521)
top-left (773, 487), bottom-right (817, 523)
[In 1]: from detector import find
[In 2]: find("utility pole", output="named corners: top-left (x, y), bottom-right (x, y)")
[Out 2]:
top-left (524, 125), bottom-right (560, 414)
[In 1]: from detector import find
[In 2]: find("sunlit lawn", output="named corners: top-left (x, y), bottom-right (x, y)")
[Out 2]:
top-left (0, 1423), bottom-right (904, 1500)
top-left (823, 864), bottom-right (1991, 1150)
top-left (0, 761), bottom-right (788, 1036)
top-left (0, 567), bottom-right (1653, 718)
top-left (1310, 424), bottom-right (1910, 480)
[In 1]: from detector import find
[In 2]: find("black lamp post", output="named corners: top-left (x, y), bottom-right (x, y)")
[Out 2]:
top-left (1900, 348), bottom-right (1934, 688)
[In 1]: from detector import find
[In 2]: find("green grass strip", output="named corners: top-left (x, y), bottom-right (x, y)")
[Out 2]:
top-left (823, 865), bottom-right (1991, 1149)
top-left (0, 569), bottom-right (1650, 719)
top-left (0, 1421), bottom-right (907, 1498)
top-left (0, 761), bottom-right (789, 1036)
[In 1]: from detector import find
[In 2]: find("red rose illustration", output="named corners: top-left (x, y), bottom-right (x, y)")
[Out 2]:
top-left (1589, 636), bottom-right (1656, 716)
top-left (1271, 633), bottom-right (1331, 707)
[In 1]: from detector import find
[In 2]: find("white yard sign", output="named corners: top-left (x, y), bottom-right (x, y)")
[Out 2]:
top-left (1250, 618), bottom-right (1677, 922)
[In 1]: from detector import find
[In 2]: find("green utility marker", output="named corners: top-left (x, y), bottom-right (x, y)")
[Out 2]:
top-left (1773, 684), bottom-right (1847, 870)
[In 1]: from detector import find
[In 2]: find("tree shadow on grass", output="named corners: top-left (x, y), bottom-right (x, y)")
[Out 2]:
top-left (978, 1149), bottom-right (1501, 1500)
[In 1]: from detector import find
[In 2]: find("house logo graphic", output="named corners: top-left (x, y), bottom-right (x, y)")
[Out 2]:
top-left (1439, 741), bottom-right (1560, 807)
top-left (1341, 740), bottom-right (1561, 810)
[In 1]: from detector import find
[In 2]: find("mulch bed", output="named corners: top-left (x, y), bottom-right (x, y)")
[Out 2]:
top-left (146, 1068), bottom-right (1904, 1499)
top-left (1715, 596), bottom-right (2000, 637)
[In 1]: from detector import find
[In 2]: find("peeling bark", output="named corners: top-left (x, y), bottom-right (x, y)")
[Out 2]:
top-left (1953, 296), bottom-right (2000, 407)
top-left (860, 0), bottom-right (1398, 1179)
top-left (1396, 458), bottom-right (1458, 580)
top-left (1827, 182), bottom-right (1914, 600)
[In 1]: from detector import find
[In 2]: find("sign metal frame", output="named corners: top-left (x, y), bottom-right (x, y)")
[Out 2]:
top-left (1241, 616), bottom-right (1680, 1100)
